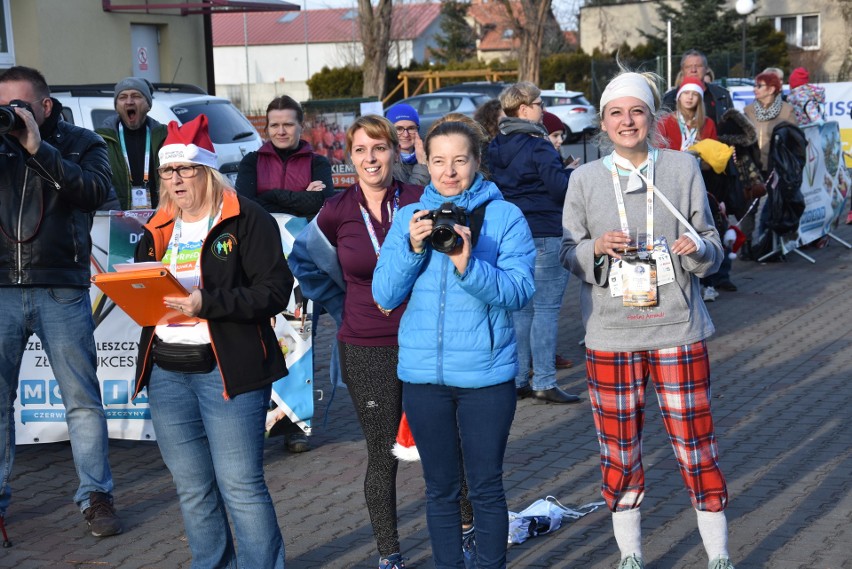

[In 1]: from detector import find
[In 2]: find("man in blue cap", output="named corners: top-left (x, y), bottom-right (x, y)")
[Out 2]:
top-left (385, 103), bottom-right (430, 186)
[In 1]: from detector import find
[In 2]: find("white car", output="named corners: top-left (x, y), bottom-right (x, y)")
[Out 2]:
top-left (52, 83), bottom-right (262, 182)
top-left (539, 89), bottom-right (597, 142)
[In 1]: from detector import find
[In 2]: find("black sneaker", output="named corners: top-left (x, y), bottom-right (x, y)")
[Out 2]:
top-left (286, 432), bottom-right (311, 453)
top-left (83, 492), bottom-right (122, 537)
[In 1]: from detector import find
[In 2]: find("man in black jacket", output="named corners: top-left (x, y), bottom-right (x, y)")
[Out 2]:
top-left (662, 49), bottom-right (734, 124)
top-left (0, 66), bottom-right (121, 538)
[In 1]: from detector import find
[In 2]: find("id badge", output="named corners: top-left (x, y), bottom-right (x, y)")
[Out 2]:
top-left (621, 256), bottom-right (658, 307)
top-left (652, 251), bottom-right (675, 285)
top-left (131, 186), bottom-right (151, 210)
top-left (609, 260), bottom-right (623, 297)
top-left (651, 236), bottom-right (674, 286)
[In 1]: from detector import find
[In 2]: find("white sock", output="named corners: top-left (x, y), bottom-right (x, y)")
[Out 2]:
top-left (696, 509), bottom-right (729, 560)
top-left (612, 509), bottom-right (642, 560)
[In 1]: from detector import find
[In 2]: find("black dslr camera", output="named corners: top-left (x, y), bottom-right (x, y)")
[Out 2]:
top-left (0, 100), bottom-right (34, 135)
top-left (420, 202), bottom-right (468, 253)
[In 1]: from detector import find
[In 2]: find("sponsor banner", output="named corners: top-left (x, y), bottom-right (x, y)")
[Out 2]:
top-left (15, 212), bottom-right (314, 444)
top-left (795, 122), bottom-right (851, 246)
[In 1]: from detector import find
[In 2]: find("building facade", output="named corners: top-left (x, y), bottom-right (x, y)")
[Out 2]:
top-left (2, 0), bottom-right (207, 88)
top-left (579, 0), bottom-right (849, 82)
top-left (212, 4), bottom-right (443, 111)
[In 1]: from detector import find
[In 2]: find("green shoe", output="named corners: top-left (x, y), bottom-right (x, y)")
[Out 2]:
top-left (617, 555), bottom-right (644, 569)
top-left (708, 555), bottom-right (735, 569)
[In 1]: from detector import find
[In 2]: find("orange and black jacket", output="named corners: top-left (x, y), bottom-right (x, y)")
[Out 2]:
top-left (133, 190), bottom-right (293, 399)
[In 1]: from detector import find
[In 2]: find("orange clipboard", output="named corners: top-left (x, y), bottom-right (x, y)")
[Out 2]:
top-left (91, 267), bottom-right (199, 327)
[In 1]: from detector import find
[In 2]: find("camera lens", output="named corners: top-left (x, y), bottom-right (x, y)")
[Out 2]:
top-left (0, 106), bottom-right (17, 135)
top-left (430, 224), bottom-right (459, 253)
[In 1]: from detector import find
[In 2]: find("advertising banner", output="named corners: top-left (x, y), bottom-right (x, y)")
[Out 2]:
top-left (795, 122), bottom-right (851, 246)
top-left (15, 212), bottom-right (314, 444)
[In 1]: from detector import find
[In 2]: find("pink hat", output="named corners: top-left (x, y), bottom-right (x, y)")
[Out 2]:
top-left (677, 77), bottom-right (705, 100)
top-left (789, 67), bottom-right (809, 89)
top-left (541, 111), bottom-right (565, 135)
top-left (158, 114), bottom-right (218, 169)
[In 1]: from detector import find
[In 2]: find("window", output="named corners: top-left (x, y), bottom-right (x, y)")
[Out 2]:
top-left (773, 14), bottom-right (820, 50)
top-left (0, 0), bottom-right (15, 67)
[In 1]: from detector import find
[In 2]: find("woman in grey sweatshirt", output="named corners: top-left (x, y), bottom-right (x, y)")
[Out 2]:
top-left (560, 70), bottom-right (736, 569)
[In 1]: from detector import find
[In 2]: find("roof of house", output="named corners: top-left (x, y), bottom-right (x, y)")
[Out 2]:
top-left (467, 1), bottom-right (520, 52)
top-left (212, 3), bottom-right (441, 46)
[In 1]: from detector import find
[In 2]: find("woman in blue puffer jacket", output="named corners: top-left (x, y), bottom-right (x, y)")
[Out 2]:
top-left (373, 121), bottom-right (535, 569)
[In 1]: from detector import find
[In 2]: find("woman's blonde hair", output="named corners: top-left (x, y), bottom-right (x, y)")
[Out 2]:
top-left (595, 65), bottom-right (668, 152)
top-left (498, 81), bottom-right (541, 118)
top-left (157, 166), bottom-right (232, 220)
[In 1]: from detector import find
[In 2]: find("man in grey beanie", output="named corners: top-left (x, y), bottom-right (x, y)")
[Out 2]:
top-left (96, 77), bottom-right (167, 210)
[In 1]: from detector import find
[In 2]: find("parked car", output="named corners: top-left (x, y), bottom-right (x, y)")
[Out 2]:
top-left (385, 92), bottom-right (492, 135)
top-left (539, 89), bottom-right (597, 142)
top-left (434, 81), bottom-right (510, 99)
top-left (52, 83), bottom-right (262, 182)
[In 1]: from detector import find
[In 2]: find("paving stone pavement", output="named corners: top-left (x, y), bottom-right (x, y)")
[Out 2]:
top-left (2, 224), bottom-right (851, 569)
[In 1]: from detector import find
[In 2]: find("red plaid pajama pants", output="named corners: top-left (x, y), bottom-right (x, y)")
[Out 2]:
top-left (585, 340), bottom-right (728, 512)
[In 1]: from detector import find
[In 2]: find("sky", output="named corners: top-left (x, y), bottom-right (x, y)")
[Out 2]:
top-left (304, 0), bottom-right (582, 31)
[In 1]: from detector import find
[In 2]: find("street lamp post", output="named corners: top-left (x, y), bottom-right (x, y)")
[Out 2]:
top-left (735, 0), bottom-right (756, 77)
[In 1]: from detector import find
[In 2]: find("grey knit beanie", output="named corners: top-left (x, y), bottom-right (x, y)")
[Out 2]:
top-left (114, 77), bottom-right (153, 107)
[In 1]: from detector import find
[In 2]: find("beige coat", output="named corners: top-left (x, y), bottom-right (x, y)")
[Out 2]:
top-left (743, 99), bottom-right (797, 172)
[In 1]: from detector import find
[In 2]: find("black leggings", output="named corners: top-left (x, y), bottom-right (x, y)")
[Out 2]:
top-left (339, 342), bottom-right (402, 557)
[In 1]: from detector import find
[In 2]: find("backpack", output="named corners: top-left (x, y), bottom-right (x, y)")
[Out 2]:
top-left (764, 122), bottom-right (807, 235)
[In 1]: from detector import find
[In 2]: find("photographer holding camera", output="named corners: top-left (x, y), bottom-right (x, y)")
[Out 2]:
top-left (373, 121), bottom-right (536, 568)
top-left (0, 66), bottom-right (119, 539)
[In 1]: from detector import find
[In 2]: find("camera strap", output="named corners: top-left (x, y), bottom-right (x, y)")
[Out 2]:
top-left (468, 201), bottom-right (489, 248)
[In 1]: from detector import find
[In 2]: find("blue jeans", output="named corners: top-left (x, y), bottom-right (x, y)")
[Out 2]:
top-left (147, 365), bottom-right (285, 569)
top-left (403, 381), bottom-right (516, 569)
top-left (0, 287), bottom-right (113, 515)
top-left (514, 237), bottom-right (570, 390)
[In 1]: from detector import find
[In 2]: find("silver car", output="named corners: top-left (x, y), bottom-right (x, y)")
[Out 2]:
top-left (539, 89), bottom-right (597, 142)
top-left (386, 92), bottom-right (492, 136)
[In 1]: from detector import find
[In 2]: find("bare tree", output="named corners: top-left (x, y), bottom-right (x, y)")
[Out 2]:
top-left (359, 0), bottom-right (393, 97)
top-left (498, 0), bottom-right (554, 85)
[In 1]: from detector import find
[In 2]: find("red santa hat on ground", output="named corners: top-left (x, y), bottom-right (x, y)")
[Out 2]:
top-left (392, 412), bottom-right (420, 462)
top-left (158, 114), bottom-right (218, 169)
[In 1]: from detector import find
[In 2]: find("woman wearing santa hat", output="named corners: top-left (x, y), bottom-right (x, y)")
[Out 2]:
top-left (133, 114), bottom-right (292, 568)
top-left (657, 77), bottom-right (717, 152)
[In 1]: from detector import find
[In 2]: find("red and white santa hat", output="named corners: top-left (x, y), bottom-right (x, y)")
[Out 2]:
top-left (677, 77), bottom-right (706, 100)
top-left (158, 114), bottom-right (218, 169)
top-left (392, 412), bottom-right (420, 462)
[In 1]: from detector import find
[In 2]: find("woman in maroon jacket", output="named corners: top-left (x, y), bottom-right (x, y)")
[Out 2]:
top-left (312, 115), bottom-right (422, 569)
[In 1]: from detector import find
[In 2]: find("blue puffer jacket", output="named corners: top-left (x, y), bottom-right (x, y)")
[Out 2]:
top-left (372, 174), bottom-right (536, 388)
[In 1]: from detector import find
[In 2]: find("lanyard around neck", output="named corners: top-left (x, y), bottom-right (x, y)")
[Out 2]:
top-left (609, 151), bottom-right (655, 252)
top-left (119, 122), bottom-right (151, 184)
top-left (676, 112), bottom-right (698, 151)
top-left (358, 185), bottom-right (400, 258)
top-left (168, 212), bottom-right (218, 290)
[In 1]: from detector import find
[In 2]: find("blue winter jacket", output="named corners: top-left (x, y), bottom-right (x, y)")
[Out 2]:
top-left (372, 175), bottom-right (536, 388)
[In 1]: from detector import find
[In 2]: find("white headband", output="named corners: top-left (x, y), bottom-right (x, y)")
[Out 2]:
top-left (599, 73), bottom-right (656, 115)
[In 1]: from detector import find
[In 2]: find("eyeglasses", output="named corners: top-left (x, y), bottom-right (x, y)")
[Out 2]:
top-left (158, 165), bottom-right (202, 179)
top-left (529, 101), bottom-right (544, 108)
top-left (754, 84), bottom-right (768, 89)
top-left (395, 126), bottom-right (418, 135)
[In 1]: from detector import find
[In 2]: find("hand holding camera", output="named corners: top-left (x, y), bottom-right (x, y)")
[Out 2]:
top-left (0, 99), bottom-right (40, 154)
top-left (413, 203), bottom-right (468, 253)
